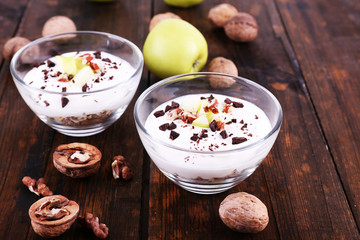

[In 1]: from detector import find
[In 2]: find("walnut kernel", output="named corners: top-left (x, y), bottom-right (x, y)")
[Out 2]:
top-left (219, 192), bottom-right (269, 233)
top-left (22, 176), bottom-right (53, 197)
top-left (207, 57), bottom-right (238, 88)
top-left (224, 12), bottom-right (258, 42)
top-left (3, 37), bottom-right (30, 61)
top-left (42, 16), bottom-right (77, 37)
top-left (111, 155), bottom-right (133, 180)
top-left (149, 12), bottom-right (181, 32)
top-left (208, 3), bottom-right (238, 28)
top-left (78, 212), bottom-right (109, 239)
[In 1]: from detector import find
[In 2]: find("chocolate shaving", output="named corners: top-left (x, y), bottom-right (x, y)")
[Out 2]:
top-left (241, 123), bottom-right (248, 131)
top-left (102, 58), bottom-right (111, 63)
top-left (159, 123), bottom-right (169, 131)
top-left (47, 60), bottom-right (55, 68)
top-left (169, 130), bottom-right (180, 140)
top-left (44, 100), bottom-right (50, 107)
top-left (82, 83), bottom-right (89, 92)
top-left (232, 101), bottom-right (244, 108)
top-left (165, 105), bottom-right (172, 112)
top-left (220, 130), bottom-right (228, 139)
top-left (207, 94), bottom-right (215, 101)
top-left (190, 133), bottom-right (199, 141)
top-left (168, 122), bottom-right (177, 130)
top-left (61, 97), bottom-right (69, 108)
top-left (68, 74), bottom-right (74, 80)
top-left (199, 129), bottom-right (208, 139)
top-left (224, 98), bottom-right (232, 104)
top-left (33, 62), bottom-right (45, 68)
top-left (209, 120), bottom-right (220, 132)
top-left (232, 137), bottom-right (247, 145)
top-left (62, 87), bottom-right (67, 92)
top-left (171, 101), bottom-right (180, 109)
top-left (153, 110), bottom-right (165, 118)
top-left (94, 50), bottom-right (101, 59)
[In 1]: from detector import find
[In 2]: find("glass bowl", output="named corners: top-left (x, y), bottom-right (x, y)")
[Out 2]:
top-left (134, 72), bottom-right (282, 194)
top-left (10, 31), bottom-right (143, 137)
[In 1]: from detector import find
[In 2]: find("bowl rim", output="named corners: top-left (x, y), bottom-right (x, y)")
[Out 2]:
top-left (10, 31), bottom-right (144, 95)
top-left (134, 72), bottom-right (283, 154)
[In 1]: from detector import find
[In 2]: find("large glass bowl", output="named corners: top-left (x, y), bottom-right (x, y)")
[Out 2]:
top-left (10, 31), bottom-right (143, 137)
top-left (134, 72), bottom-right (282, 194)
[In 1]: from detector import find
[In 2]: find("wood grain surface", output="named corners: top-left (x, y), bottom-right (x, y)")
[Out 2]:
top-left (0, 0), bottom-right (359, 239)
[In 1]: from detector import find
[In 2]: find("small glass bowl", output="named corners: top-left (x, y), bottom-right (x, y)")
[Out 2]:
top-left (10, 31), bottom-right (143, 137)
top-left (134, 72), bottom-right (282, 194)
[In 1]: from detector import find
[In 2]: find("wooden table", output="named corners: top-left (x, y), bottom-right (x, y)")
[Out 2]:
top-left (1, 0), bottom-right (359, 239)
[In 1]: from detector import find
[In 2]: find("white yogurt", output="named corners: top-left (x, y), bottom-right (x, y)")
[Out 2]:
top-left (19, 51), bottom-right (137, 119)
top-left (142, 94), bottom-right (274, 180)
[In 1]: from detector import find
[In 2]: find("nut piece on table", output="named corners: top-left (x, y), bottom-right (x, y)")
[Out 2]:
top-left (78, 212), bottom-right (109, 239)
top-left (208, 3), bottom-right (238, 28)
top-left (3, 37), bottom-right (30, 62)
top-left (208, 57), bottom-right (238, 88)
top-left (53, 142), bottom-right (102, 178)
top-left (22, 176), bottom-right (53, 197)
top-left (224, 12), bottom-right (258, 42)
top-left (111, 155), bottom-right (133, 180)
top-left (219, 192), bottom-right (269, 233)
top-left (42, 16), bottom-right (77, 37)
top-left (28, 195), bottom-right (79, 238)
top-left (149, 12), bottom-right (181, 32)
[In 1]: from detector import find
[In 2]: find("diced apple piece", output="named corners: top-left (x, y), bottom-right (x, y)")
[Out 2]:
top-left (192, 115), bottom-right (209, 128)
top-left (205, 111), bottom-right (215, 122)
top-left (56, 56), bottom-right (87, 76)
top-left (182, 99), bottom-right (199, 113)
top-left (197, 99), bottom-right (209, 115)
top-left (72, 66), bottom-right (94, 87)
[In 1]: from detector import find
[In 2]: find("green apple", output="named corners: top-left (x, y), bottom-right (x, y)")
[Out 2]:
top-left (192, 115), bottom-right (209, 128)
top-left (143, 19), bottom-right (208, 79)
top-left (72, 66), bottom-right (94, 87)
top-left (56, 56), bottom-right (86, 76)
top-left (164, 0), bottom-right (203, 8)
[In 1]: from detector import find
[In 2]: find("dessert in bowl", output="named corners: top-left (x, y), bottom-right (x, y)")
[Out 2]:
top-left (10, 31), bottom-right (143, 137)
top-left (134, 73), bottom-right (282, 194)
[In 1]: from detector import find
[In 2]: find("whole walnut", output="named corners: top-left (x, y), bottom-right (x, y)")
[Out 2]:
top-left (42, 16), bottom-right (77, 37)
top-left (149, 12), bottom-right (181, 32)
top-left (3, 37), bottom-right (30, 61)
top-left (208, 3), bottom-right (238, 28)
top-left (224, 12), bottom-right (258, 42)
top-left (207, 57), bottom-right (238, 88)
top-left (219, 192), bottom-right (269, 233)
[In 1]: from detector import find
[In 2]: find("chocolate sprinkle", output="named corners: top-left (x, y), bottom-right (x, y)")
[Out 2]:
top-left (61, 97), bottom-right (69, 108)
top-left (232, 137), bottom-right (247, 145)
top-left (170, 131), bottom-right (180, 140)
top-left (153, 110), bottom-right (165, 118)
top-left (159, 123), bottom-right (169, 131)
top-left (168, 122), bottom-right (177, 130)
top-left (232, 101), bottom-right (244, 108)
top-left (220, 130), bottom-right (228, 139)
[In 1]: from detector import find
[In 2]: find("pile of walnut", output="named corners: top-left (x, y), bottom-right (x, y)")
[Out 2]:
top-left (23, 142), bottom-right (133, 238)
top-left (2, 15), bottom-right (76, 62)
top-left (219, 192), bottom-right (269, 233)
top-left (208, 3), bottom-right (258, 42)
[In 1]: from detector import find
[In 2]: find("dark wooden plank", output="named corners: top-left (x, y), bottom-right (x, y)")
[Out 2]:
top-left (275, 0), bottom-right (360, 228)
top-left (148, 0), bottom-right (359, 239)
top-left (0, 0), bottom-right (151, 239)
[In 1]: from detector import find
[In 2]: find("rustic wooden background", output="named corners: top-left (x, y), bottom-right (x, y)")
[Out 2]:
top-left (0, 0), bottom-right (359, 239)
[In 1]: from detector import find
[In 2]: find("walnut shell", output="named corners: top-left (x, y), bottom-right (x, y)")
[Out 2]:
top-left (149, 12), bottom-right (181, 32)
top-left (2, 37), bottom-right (30, 61)
top-left (53, 142), bottom-right (102, 178)
top-left (208, 3), bottom-right (238, 28)
top-left (224, 12), bottom-right (258, 42)
top-left (42, 16), bottom-right (77, 37)
top-left (219, 192), bottom-right (269, 233)
top-left (29, 195), bottom-right (79, 238)
top-left (208, 57), bottom-right (237, 88)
